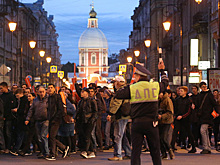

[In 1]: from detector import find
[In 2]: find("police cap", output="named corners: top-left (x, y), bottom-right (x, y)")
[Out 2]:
top-left (134, 64), bottom-right (152, 77)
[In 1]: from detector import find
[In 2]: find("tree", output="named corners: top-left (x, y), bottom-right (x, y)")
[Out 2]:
top-left (61, 62), bottom-right (78, 78)
top-left (108, 53), bottom-right (119, 65)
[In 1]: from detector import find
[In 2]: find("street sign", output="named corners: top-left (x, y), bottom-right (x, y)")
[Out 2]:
top-left (26, 75), bottom-right (32, 82)
top-left (0, 64), bottom-right (9, 76)
top-left (50, 65), bottom-right (57, 73)
top-left (58, 71), bottom-right (64, 79)
top-left (198, 61), bottom-right (210, 70)
top-left (119, 65), bottom-right (127, 72)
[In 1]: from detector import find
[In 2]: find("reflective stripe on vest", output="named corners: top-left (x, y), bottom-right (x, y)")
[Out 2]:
top-left (130, 81), bottom-right (160, 104)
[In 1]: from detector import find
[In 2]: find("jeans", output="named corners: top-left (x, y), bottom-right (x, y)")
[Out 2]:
top-left (3, 120), bottom-right (12, 150)
top-left (200, 124), bottom-right (211, 151)
top-left (105, 121), bottom-right (111, 147)
top-left (159, 124), bottom-right (172, 155)
top-left (49, 120), bottom-right (66, 156)
top-left (35, 120), bottom-right (49, 155)
top-left (0, 121), bottom-right (5, 150)
top-left (91, 122), bottom-right (98, 148)
top-left (13, 125), bottom-right (25, 152)
top-left (113, 119), bottom-right (131, 158)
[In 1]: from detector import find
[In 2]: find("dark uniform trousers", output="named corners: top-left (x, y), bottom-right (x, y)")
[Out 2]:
top-left (131, 120), bottom-right (162, 165)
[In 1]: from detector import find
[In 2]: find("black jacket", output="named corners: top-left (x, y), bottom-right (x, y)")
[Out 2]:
top-left (17, 95), bottom-right (28, 121)
top-left (114, 70), bottom-right (168, 121)
top-left (174, 95), bottom-right (192, 121)
top-left (198, 90), bottom-right (219, 125)
top-left (0, 91), bottom-right (16, 120)
top-left (47, 93), bottom-right (64, 122)
top-left (0, 98), bottom-right (4, 123)
top-left (75, 97), bottom-right (98, 124)
top-left (190, 93), bottom-right (200, 123)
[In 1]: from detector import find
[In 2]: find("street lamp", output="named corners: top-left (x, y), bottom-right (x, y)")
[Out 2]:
top-left (195, 0), bottom-right (202, 4)
top-left (163, 21), bottom-right (171, 32)
top-left (29, 40), bottom-right (36, 49)
top-left (127, 57), bottom-right (132, 63)
top-left (39, 50), bottom-right (45, 84)
top-left (8, 22), bottom-right (17, 32)
top-left (46, 57), bottom-right (51, 86)
top-left (134, 50), bottom-right (140, 57)
top-left (144, 39), bottom-right (151, 48)
top-left (46, 57), bottom-right (52, 63)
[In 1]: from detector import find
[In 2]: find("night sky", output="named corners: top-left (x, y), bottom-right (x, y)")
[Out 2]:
top-left (21, 0), bottom-right (139, 64)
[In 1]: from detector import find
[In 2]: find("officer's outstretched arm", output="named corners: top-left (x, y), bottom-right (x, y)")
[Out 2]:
top-left (114, 85), bottom-right (131, 99)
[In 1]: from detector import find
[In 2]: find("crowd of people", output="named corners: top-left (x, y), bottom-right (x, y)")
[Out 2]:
top-left (0, 63), bottom-right (219, 164)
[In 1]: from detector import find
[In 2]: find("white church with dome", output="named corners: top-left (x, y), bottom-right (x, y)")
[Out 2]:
top-left (78, 4), bottom-right (109, 79)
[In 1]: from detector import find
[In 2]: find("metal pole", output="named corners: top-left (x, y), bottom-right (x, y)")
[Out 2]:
top-left (11, 31), bottom-right (13, 87)
top-left (40, 58), bottom-right (43, 85)
top-left (180, 5), bottom-right (183, 86)
top-left (218, 0), bottom-right (220, 67)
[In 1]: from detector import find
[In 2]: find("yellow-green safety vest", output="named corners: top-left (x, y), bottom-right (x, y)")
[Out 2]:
top-left (130, 81), bottom-right (160, 104)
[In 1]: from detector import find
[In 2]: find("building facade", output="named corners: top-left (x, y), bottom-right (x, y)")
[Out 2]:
top-left (78, 5), bottom-right (109, 78)
top-left (0, 0), bottom-right (61, 87)
top-left (125, 0), bottom-right (218, 87)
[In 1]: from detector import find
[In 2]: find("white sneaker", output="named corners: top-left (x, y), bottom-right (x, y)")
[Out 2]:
top-left (80, 151), bottom-right (88, 158)
top-left (87, 152), bottom-right (96, 158)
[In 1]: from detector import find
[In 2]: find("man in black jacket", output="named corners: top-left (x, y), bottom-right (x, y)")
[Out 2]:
top-left (10, 88), bottom-right (28, 156)
top-left (0, 97), bottom-right (5, 153)
top-left (75, 87), bottom-right (98, 159)
top-left (0, 82), bottom-right (16, 153)
top-left (46, 84), bottom-right (69, 160)
top-left (171, 86), bottom-right (196, 153)
top-left (198, 82), bottom-right (220, 154)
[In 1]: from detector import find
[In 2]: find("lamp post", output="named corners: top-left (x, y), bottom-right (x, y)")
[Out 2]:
top-left (29, 40), bottom-right (36, 86)
top-left (127, 57), bottom-right (133, 83)
top-left (39, 50), bottom-right (45, 84)
top-left (163, 5), bottom-right (183, 86)
top-left (46, 57), bottom-right (51, 86)
top-left (9, 22), bottom-right (17, 86)
top-left (144, 39), bottom-right (151, 69)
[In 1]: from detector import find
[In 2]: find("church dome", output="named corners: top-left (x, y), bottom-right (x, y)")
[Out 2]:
top-left (78, 28), bottom-right (108, 48)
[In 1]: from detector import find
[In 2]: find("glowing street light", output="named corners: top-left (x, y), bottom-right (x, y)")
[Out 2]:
top-left (127, 57), bottom-right (132, 63)
top-left (29, 40), bottom-right (36, 49)
top-left (8, 22), bottom-right (17, 32)
top-left (144, 39), bottom-right (151, 48)
top-left (195, 0), bottom-right (202, 4)
top-left (46, 57), bottom-right (52, 63)
top-left (39, 50), bottom-right (45, 57)
top-left (134, 50), bottom-right (140, 57)
top-left (163, 21), bottom-right (171, 32)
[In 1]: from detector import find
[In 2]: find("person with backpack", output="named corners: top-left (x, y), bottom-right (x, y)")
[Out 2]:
top-left (197, 82), bottom-right (220, 154)
top-left (108, 76), bottom-right (131, 161)
top-left (46, 84), bottom-right (69, 160)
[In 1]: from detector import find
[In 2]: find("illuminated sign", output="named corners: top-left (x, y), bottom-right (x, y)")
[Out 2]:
top-left (190, 39), bottom-right (199, 66)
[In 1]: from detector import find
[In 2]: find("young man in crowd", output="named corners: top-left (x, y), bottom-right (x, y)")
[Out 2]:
top-left (46, 84), bottom-right (69, 160)
top-left (0, 97), bottom-right (4, 153)
top-left (213, 89), bottom-right (220, 151)
top-left (10, 88), bottom-right (28, 156)
top-left (75, 87), bottom-right (98, 159)
top-left (190, 85), bottom-right (200, 147)
top-left (171, 86), bottom-right (196, 153)
top-left (0, 82), bottom-right (17, 153)
top-left (25, 86), bottom-right (49, 159)
top-left (198, 82), bottom-right (219, 154)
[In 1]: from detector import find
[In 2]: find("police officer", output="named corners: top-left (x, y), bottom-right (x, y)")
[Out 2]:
top-left (114, 61), bottom-right (168, 165)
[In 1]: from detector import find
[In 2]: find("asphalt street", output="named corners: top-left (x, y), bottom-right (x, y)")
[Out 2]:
top-left (0, 147), bottom-right (220, 165)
